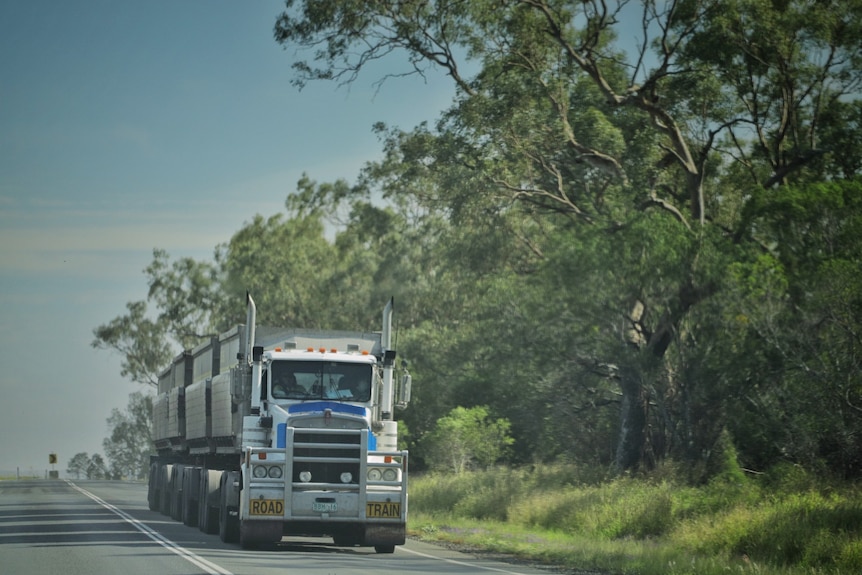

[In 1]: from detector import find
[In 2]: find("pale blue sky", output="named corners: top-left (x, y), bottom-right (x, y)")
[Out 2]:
top-left (0, 1), bottom-right (454, 476)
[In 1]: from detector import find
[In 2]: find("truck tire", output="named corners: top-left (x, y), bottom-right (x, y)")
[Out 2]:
top-left (197, 470), bottom-right (208, 532)
top-left (239, 521), bottom-right (259, 549)
top-left (159, 464), bottom-right (174, 516)
top-left (240, 520), bottom-right (282, 549)
top-left (147, 463), bottom-right (160, 511)
top-left (181, 467), bottom-right (199, 527)
top-left (333, 526), bottom-right (363, 547)
top-left (170, 464), bottom-right (184, 521)
top-left (198, 470), bottom-right (221, 535)
top-left (218, 503), bottom-right (239, 544)
top-left (218, 474), bottom-right (239, 544)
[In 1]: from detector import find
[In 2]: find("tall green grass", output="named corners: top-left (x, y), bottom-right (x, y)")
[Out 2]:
top-left (408, 463), bottom-right (862, 574)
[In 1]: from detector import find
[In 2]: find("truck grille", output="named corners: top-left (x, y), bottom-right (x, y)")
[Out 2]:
top-left (289, 428), bottom-right (363, 487)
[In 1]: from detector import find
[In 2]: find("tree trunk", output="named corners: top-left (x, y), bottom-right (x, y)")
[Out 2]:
top-left (615, 365), bottom-right (646, 472)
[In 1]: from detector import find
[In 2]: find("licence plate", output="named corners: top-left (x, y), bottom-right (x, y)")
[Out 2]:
top-left (249, 499), bottom-right (284, 516)
top-left (366, 502), bottom-right (401, 518)
top-left (312, 501), bottom-right (337, 513)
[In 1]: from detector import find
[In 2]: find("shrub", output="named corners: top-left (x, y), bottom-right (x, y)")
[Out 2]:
top-left (419, 406), bottom-right (514, 473)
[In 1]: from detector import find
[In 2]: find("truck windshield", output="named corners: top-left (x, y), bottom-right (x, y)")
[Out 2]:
top-left (270, 360), bottom-right (372, 402)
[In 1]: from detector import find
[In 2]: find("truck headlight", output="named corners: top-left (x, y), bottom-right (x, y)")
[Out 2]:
top-left (299, 470), bottom-right (312, 483)
top-left (268, 466), bottom-right (283, 479)
top-left (382, 468), bottom-right (397, 482)
top-left (367, 468), bottom-right (382, 481)
top-left (340, 472), bottom-right (353, 483)
top-left (253, 465), bottom-right (268, 478)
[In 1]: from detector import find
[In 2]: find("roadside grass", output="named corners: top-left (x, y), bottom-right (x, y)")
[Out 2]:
top-left (408, 463), bottom-right (862, 575)
top-left (0, 474), bottom-right (42, 480)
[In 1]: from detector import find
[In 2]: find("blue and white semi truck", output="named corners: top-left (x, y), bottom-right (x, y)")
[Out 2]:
top-left (148, 295), bottom-right (411, 552)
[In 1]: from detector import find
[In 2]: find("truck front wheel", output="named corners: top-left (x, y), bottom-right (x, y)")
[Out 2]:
top-left (218, 479), bottom-right (239, 544)
top-left (239, 520), bottom-right (282, 549)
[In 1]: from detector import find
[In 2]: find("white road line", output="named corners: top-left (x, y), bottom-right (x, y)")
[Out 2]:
top-left (67, 481), bottom-right (234, 575)
top-left (397, 544), bottom-right (536, 575)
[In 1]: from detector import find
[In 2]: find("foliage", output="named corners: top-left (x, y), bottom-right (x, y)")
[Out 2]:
top-left (66, 452), bottom-right (89, 479)
top-left (143, 248), bottom-right (224, 348)
top-left (92, 1), bottom-right (862, 483)
top-left (419, 406), bottom-right (514, 473)
top-left (728, 180), bottom-right (862, 477)
top-left (91, 299), bottom-right (172, 387)
top-left (217, 211), bottom-right (337, 329)
top-left (91, 248), bottom-right (224, 385)
top-left (102, 391), bottom-right (154, 480)
top-left (272, 0), bottom-right (862, 474)
top-left (86, 454), bottom-right (109, 480)
top-left (66, 452), bottom-right (109, 480)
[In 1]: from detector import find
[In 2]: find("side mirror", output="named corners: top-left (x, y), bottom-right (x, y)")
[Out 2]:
top-left (397, 373), bottom-right (412, 408)
top-left (383, 349), bottom-right (397, 367)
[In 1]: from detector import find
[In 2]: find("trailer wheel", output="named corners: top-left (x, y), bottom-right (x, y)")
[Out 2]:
top-left (147, 463), bottom-right (160, 511)
top-left (159, 464), bottom-right (173, 516)
top-left (197, 470), bottom-right (209, 532)
top-left (198, 470), bottom-right (221, 535)
top-left (199, 496), bottom-right (218, 534)
top-left (181, 467), bottom-right (198, 527)
top-left (169, 464), bottom-right (184, 521)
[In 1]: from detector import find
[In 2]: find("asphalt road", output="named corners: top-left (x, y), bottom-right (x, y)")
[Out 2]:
top-left (0, 479), bottom-right (555, 575)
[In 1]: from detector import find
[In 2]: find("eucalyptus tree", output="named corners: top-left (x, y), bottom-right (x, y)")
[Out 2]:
top-left (216, 209), bottom-right (341, 329)
top-left (92, 248), bottom-right (223, 386)
top-left (91, 299), bottom-right (174, 387)
top-left (274, 0), bottom-right (862, 471)
top-left (103, 391), bottom-right (154, 480)
top-left (66, 452), bottom-right (90, 480)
